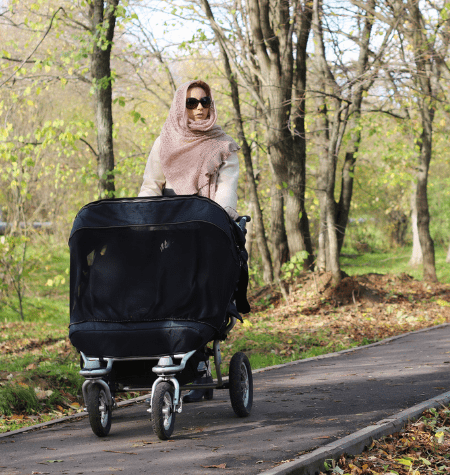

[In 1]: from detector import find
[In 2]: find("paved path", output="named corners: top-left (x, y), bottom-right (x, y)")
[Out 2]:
top-left (1, 325), bottom-right (450, 475)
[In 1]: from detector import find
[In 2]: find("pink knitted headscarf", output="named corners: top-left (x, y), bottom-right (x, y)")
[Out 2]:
top-left (159, 80), bottom-right (240, 199)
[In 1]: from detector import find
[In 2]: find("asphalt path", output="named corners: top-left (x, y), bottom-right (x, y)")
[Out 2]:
top-left (1, 324), bottom-right (450, 475)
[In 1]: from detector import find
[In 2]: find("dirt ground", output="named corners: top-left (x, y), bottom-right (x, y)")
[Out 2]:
top-left (247, 272), bottom-right (450, 346)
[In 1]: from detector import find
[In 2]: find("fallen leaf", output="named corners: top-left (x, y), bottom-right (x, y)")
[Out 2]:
top-left (201, 463), bottom-right (227, 469)
top-left (46, 460), bottom-right (63, 463)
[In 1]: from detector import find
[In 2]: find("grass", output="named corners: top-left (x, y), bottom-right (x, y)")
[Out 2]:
top-left (340, 245), bottom-right (450, 284)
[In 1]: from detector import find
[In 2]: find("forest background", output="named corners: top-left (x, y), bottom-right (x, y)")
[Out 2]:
top-left (2, 0), bottom-right (450, 307)
top-left (1, 0), bottom-right (450, 432)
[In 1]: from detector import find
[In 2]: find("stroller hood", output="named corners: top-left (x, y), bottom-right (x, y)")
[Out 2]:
top-left (68, 196), bottom-right (249, 357)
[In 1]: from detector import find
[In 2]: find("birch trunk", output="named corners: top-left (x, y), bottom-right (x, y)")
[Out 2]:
top-left (409, 189), bottom-right (423, 266)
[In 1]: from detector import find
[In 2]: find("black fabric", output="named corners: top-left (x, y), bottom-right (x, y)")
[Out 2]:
top-left (69, 320), bottom-right (216, 358)
top-left (232, 223), bottom-right (251, 314)
top-left (69, 196), bottom-right (249, 358)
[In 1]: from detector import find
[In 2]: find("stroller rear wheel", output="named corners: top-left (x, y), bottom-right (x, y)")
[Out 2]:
top-left (86, 384), bottom-right (112, 437)
top-left (152, 382), bottom-right (176, 440)
top-left (229, 352), bottom-right (253, 417)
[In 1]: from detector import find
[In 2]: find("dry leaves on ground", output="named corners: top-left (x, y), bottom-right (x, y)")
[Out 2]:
top-left (319, 406), bottom-right (450, 474)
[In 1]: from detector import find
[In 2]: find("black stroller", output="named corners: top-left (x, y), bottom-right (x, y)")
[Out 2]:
top-left (68, 195), bottom-right (252, 440)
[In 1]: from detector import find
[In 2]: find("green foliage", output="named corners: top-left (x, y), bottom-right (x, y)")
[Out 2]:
top-left (281, 251), bottom-right (309, 281)
top-left (0, 238), bottom-right (70, 323)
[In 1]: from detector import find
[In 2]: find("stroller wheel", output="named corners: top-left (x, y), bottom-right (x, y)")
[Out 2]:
top-left (152, 382), bottom-right (176, 440)
top-left (229, 352), bottom-right (253, 417)
top-left (86, 384), bottom-right (112, 437)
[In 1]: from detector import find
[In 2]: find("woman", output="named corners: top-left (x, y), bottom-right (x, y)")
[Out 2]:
top-left (138, 80), bottom-right (240, 221)
top-left (138, 80), bottom-right (241, 403)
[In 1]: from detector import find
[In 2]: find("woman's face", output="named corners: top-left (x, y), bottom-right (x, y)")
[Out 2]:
top-left (186, 87), bottom-right (209, 122)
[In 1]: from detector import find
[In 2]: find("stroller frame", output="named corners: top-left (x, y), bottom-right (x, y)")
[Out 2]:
top-left (80, 316), bottom-right (236, 405)
top-left (79, 315), bottom-right (252, 440)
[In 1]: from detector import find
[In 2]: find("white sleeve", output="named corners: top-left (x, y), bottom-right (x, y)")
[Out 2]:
top-left (138, 136), bottom-right (165, 197)
top-left (214, 151), bottom-right (239, 218)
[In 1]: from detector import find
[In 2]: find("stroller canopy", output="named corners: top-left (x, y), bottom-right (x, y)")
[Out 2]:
top-left (69, 196), bottom-right (248, 357)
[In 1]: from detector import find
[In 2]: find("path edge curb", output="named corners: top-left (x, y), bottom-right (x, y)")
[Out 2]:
top-left (252, 323), bottom-right (450, 374)
top-left (260, 390), bottom-right (450, 475)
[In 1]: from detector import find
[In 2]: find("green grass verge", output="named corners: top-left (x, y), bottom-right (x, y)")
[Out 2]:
top-left (340, 245), bottom-right (450, 284)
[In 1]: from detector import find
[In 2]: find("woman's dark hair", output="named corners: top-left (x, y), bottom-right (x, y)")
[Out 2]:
top-left (187, 80), bottom-right (211, 96)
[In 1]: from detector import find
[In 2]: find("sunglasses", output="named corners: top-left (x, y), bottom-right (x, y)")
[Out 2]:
top-left (186, 96), bottom-right (212, 109)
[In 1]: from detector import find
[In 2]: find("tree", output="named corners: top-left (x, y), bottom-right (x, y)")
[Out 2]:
top-left (89, 0), bottom-right (120, 197)
top-left (184, 0), bottom-right (314, 270)
top-left (200, 0), bottom-right (273, 283)
top-left (351, 0), bottom-right (450, 281)
top-left (404, 0), bottom-right (439, 282)
top-left (310, 0), bottom-right (387, 284)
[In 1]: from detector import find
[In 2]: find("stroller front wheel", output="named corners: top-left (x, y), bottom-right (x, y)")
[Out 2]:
top-left (229, 352), bottom-right (253, 417)
top-left (86, 384), bottom-right (112, 437)
top-left (152, 382), bottom-right (176, 440)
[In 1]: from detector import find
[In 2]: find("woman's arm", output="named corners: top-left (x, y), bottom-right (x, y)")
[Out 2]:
top-left (138, 136), bottom-right (165, 197)
top-left (214, 151), bottom-right (239, 219)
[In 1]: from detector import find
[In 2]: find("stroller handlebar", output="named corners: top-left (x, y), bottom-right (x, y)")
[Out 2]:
top-left (236, 215), bottom-right (251, 233)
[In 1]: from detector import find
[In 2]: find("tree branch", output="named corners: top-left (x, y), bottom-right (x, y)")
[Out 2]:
top-left (79, 137), bottom-right (98, 158)
top-left (0, 7), bottom-right (65, 89)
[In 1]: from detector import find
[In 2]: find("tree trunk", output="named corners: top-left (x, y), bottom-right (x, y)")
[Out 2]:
top-left (247, 0), bottom-right (313, 268)
top-left (90, 0), bottom-right (119, 197)
top-left (335, 1), bottom-right (375, 254)
top-left (324, 108), bottom-right (342, 286)
top-left (416, 138), bottom-right (437, 281)
top-left (312, 0), bottom-right (376, 273)
top-left (201, 0), bottom-right (273, 283)
top-left (312, 0), bottom-right (343, 285)
top-left (336, 151), bottom-right (355, 253)
top-left (407, 0), bottom-right (438, 282)
top-left (446, 242), bottom-right (450, 264)
top-left (314, 95), bottom-right (329, 271)
top-left (409, 188), bottom-right (423, 266)
top-left (270, 175), bottom-right (289, 279)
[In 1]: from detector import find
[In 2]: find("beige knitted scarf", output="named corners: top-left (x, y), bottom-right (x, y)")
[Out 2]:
top-left (159, 80), bottom-right (239, 199)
